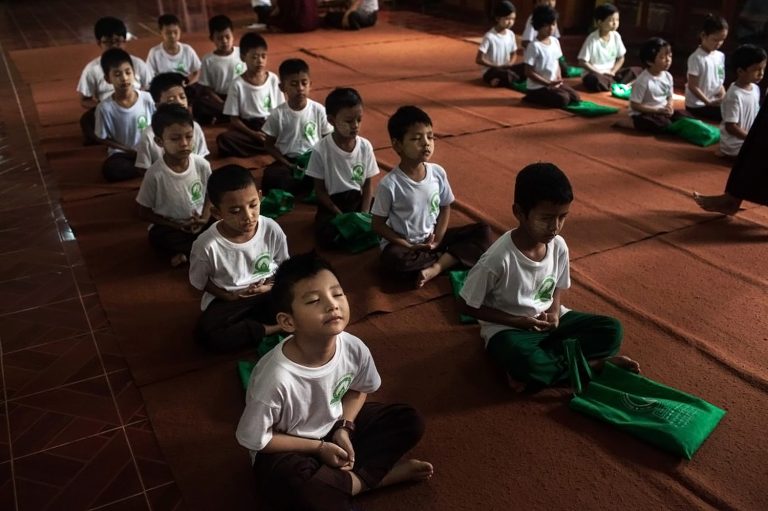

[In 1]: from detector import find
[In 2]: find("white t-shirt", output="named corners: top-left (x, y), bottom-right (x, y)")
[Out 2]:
top-left (628, 69), bottom-right (673, 116)
top-left (135, 154), bottom-right (212, 220)
top-left (198, 48), bottom-right (246, 95)
top-left (305, 135), bottom-right (379, 195)
top-left (236, 331), bottom-right (381, 463)
top-left (189, 217), bottom-right (289, 310)
top-left (685, 47), bottom-right (725, 108)
top-left (577, 30), bottom-right (626, 74)
top-left (460, 230), bottom-right (571, 346)
top-left (478, 28), bottom-right (517, 68)
top-left (370, 163), bottom-right (454, 248)
top-left (76, 55), bottom-right (153, 102)
top-left (223, 73), bottom-right (284, 120)
top-left (524, 38), bottom-right (563, 90)
top-left (261, 99), bottom-right (333, 158)
top-left (521, 15), bottom-right (560, 42)
top-left (134, 122), bottom-right (209, 169)
top-left (94, 91), bottom-right (156, 155)
top-left (359, 0), bottom-right (378, 13)
top-left (720, 83), bottom-right (761, 156)
top-left (146, 43), bottom-right (202, 77)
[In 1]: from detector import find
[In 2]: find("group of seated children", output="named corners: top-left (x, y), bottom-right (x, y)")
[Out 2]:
top-left (476, 2), bottom-right (766, 156)
top-left (73, 7), bottom-right (662, 510)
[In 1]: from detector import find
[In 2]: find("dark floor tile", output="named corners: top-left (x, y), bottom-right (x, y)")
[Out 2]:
top-left (0, 403), bottom-right (9, 462)
top-left (83, 293), bottom-right (110, 331)
top-left (0, 222), bottom-right (62, 254)
top-left (0, 269), bottom-right (79, 315)
top-left (7, 374), bottom-right (122, 457)
top-left (14, 428), bottom-right (144, 510)
top-left (0, 202), bottom-right (57, 230)
top-left (93, 330), bottom-right (130, 374)
top-left (0, 461), bottom-right (15, 510)
top-left (0, 296), bottom-right (90, 352)
top-left (146, 482), bottom-right (185, 511)
top-left (125, 421), bottom-right (175, 490)
top-left (107, 370), bottom-right (147, 425)
top-left (91, 493), bottom-right (150, 511)
top-left (72, 262), bottom-right (97, 296)
top-left (0, 246), bottom-right (69, 282)
top-left (3, 333), bottom-right (105, 400)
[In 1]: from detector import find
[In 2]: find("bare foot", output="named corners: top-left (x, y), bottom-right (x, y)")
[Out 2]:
top-left (416, 264), bottom-right (441, 288)
top-left (506, 373), bottom-right (526, 393)
top-left (692, 192), bottom-right (741, 215)
top-left (612, 118), bottom-right (635, 130)
top-left (170, 254), bottom-right (188, 267)
top-left (489, 77), bottom-right (501, 87)
top-left (593, 355), bottom-right (641, 374)
top-left (378, 459), bottom-right (434, 488)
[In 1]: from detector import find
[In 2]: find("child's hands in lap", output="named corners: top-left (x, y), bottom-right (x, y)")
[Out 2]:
top-left (409, 233), bottom-right (437, 252)
top-left (331, 429), bottom-right (355, 471)
top-left (238, 280), bottom-right (274, 298)
top-left (319, 438), bottom-right (353, 469)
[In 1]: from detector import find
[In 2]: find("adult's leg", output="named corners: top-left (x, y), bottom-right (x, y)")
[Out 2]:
top-left (195, 293), bottom-right (276, 352)
top-left (102, 152), bottom-right (141, 182)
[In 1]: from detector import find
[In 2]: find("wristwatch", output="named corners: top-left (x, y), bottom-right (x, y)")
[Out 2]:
top-left (332, 419), bottom-right (356, 436)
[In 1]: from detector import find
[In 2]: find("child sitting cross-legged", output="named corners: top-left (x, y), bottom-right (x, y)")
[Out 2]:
top-left (236, 252), bottom-right (433, 511)
top-left (136, 103), bottom-right (212, 267)
top-left (135, 72), bottom-right (209, 172)
top-left (684, 15), bottom-right (729, 121)
top-left (459, 163), bottom-right (639, 392)
top-left (189, 165), bottom-right (289, 352)
top-left (371, 106), bottom-right (492, 288)
top-left (475, 1), bottom-right (521, 88)
top-left (306, 87), bottom-right (379, 248)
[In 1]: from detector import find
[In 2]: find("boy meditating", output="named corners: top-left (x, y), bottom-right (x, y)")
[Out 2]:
top-left (306, 87), bottom-right (379, 248)
top-left (371, 106), bottom-right (491, 288)
top-left (146, 14), bottom-right (201, 83)
top-left (189, 165), bottom-right (288, 352)
top-left (236, 252), bottom-right (433, 511)
top-left (260, 58), bottom-right (333, 194)
top-left (94, 48), bottom-right (156, 182)
top-left (459, 163), bottom-right (639, 391)
top-left (217, 32), bottom-right (284, 157)
top-left (135, 72), bottom-right (209, 172)
top-left (475, 1), bottom-right (521, 88)
top-left (136, 104), bottom-right (211, 267)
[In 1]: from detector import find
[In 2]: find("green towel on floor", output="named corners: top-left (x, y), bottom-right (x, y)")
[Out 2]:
top-left (665, 117), bottom-right (720, 147)
top-left (237, 334), bottom-right (286, 389)
top-left (611, 83), bottom-right (632, 100)
top-left (292, 150), bottom-right (312, 179)
top-left (448, 270), bottom-right (477, 324)
top-left (565, 100), bottom-right (619, 117)
top-left (331, 212), bottom-right (380, 253)
top-left (511, 80), bottom-right (528, 93)
top-left (260, 189), bottom-right (294, 219)
top-left (560, 56), bottom-right (583, 78)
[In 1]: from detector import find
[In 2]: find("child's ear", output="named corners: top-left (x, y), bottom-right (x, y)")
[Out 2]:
top-left (276, 311), bottom-right (296, 333)
top-left (210, 205), bottom-right (223, 220)
top-left (512, 203), bottom-right (525, 222)
top-left (278, 81), bottom-right (286, 93)
top-left (327, 114), bottom-right (337, 128)
top-left (154, 134), bottom-right (164, 147)
top-left (391, 138), bottom-right (402, 154)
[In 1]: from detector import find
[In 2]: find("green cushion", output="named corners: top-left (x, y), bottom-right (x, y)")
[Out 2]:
top-left (331, 212), bottom-right (380, 253)
top-left (565, 100), bottom-right (619, 117)
top-left (510, 80), bottom-right (528, 93)
top-left (665, 117), bottom-right (720, 147)
top-left (260, 189), bottom-right (294, 219)
top-left (611, 83), bottom-right (632, 100)
top-left (448, 270), bottom-right (477, 324)
top-left (237, 334), bottom-right (286, 390)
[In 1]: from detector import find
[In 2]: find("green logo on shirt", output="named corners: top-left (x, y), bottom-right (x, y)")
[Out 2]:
top-left (137, 115), bottom-right (149, 131)
top-left (429, 191), bottom-right (440, 215)
top-left (717, 65), bottom-right (725, 80)
top-left (303, 121), bottom-right (317, 141)
top-left (235, 62), bottom-right (246, 75)
top-left (190, 181), bottom-right (203, 202)
top-left (175, 62), bottom-right (187, 74)
top-left (534, 276), bottom-right (556, 303)
top-left (351, 164), bottom-right (364, 184)
top-left (330, 373), bottom-right (354, 404)
top-left (660, 83), bottom-right (671, 96)
top-left (253, 253), bottom-right (272, 274)
top-left (263, 95), bottom-right (272, 110)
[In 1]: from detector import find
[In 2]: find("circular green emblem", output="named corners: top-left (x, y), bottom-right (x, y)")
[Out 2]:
top-left (190, 181), bottom-right (203, 202)
top-left (303, 121), bottom-right (317, 141)
top-left (137, 115), bottom-right (149, 130)
top-left (429, 191), bottom-right (440, 214)
top-left (351, 164), bottom-right (364, 184)
top-left (235, 62), bottom-right (246, 75)
top-left (175, 62), bottom-right (187, 74)
top-left (263, 95), bottom-right (272, 110)
top-left (253, 253), bottom-right (271, 274)
top-left (534, 276), bottom-right (556, 303)
top-left (330, 374), bottom-right (353, 404)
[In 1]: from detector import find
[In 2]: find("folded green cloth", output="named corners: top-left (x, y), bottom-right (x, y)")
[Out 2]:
top-left (448, 270), bottom-right (477, 324)
top-left (564, 65), bottom-right (584, 78)
top-left (510, 80), bottom-right (528, 93)
top-left (260, 189), bottom-right (294, 219)
top-left (292, 150), bottom-right (312, 179)
top-left (237, 334), bottom-right (286, 390)
top-left (565, 100), bottom-right (619, 117)
top-left (665, 117), bottom-right (720, 147)
top-left (302, 188), bottom-right (318, 204)
top-left (331, 212), bottom-right (380, 253)
top-left (611, 83), bottom-right (632, 100)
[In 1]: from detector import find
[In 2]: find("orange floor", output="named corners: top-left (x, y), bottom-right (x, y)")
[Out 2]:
top-left (1, 2), bottom-right (767, 510)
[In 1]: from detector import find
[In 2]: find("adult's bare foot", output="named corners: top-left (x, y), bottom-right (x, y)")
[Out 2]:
top-left (692, 192), bottom-right (741, 215)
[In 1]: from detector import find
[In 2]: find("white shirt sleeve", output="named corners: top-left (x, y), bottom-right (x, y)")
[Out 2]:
top-left (261, 109), bottom-right (279, 138)
top-left (460, 262), bottom-right (499, 310)
top-left (222, 80), bottom-right (240, 117)
top-left (235, 399), bottom-right (281, 452)
top-left (189, 243), bottom-right (212, 291)
top-left (370, 177), bottom-right (393, 217)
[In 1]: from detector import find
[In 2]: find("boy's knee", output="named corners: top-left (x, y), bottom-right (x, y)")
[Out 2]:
top-left (388, 403), bottom-right (426, 444)
top-left (594, 314), bottom-right (624, 351)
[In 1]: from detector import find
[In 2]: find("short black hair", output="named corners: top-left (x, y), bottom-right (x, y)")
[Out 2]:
top-left (594, 3), bottom-right (618, 22)
top-left (514, 162), bottom-right (573, 215)
top-left (152, 103), bottom-right (193, 138)
top-left (493, 1), bottom-right (516, 19)
top-left (158, 14), bottom-right (181, 29)
top-left (207, 164), bottom-right (258, 207)
top-left (279, 58), bottom-right (310, 81)
top-left (272, 252), bottom-right (338, 314)
top-left (149, 72), bottom-right (188, 102)
top-left (731, 44), bottom-right (767, 73)
top-left (240, 32), bottom-right (268, 55)
top-left (94, 17), bottom-right (127, 41)
top-left (100, 48), bottom-right (133, 76)
top-left (208, 14), bottom-right (233, 38)
top-left (387, 105), bottom-right (432, 141)
top-left (639, 37), bottom-right (670, 67)
top-left (325, 88), bottom-right (363, 117)
top-left (702, 13), bottom-right (728, 35)
top-left (531, 5), bottom-right (558, 31)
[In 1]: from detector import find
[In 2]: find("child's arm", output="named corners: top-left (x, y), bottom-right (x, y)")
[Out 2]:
top-left (187, 70), bottom-right (200, 85)
top-left (97, 136), bottom-right (137, 155)
top-left (725, 122), bottom-right (749, 139)
top-left (430, 205), bottom-right (451, 249)
top-left (475, 50), bottom-right (517, 69)
top-left (231, 116), bottom-right (267, 142)
top-left (260, 433), bottom-right (352, 468)
top-left (458, 297), bottom-right (551, 331)
top-left (204, 278), bottom-right (272, 302)
top-left (609, 55), bottom-right (625, 76)
top-left (687, 74), bottom-right (719, 106)
top-left (262, 134), bottom-right (293, 167)
top-left (360, 178), bottom-right (373, 213)
top-left (372, 214), bottom-right (429, 250)
top-left (314, 178), bottom-right (343, 216)
top-left (137, 205), bottom-right (191, 230)
top-left (525, 64), bottom-right (562, 87)
top-left (330, 390), bottom-right (367, 471)
top-left (79, 94), bottom-right (99, 110)
top-left (341, 0), bottom-right (363, 28)
top-left (629, 99), bottom-right (673, 116)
